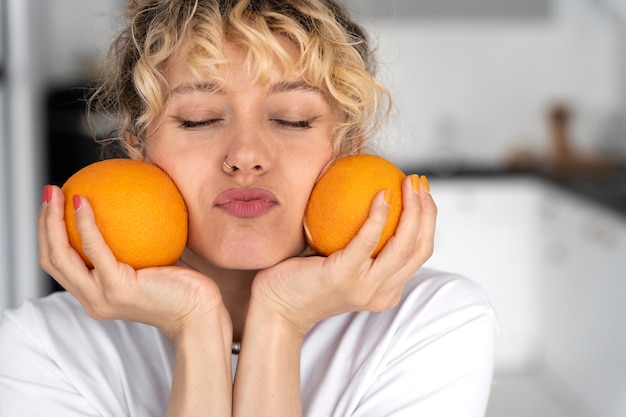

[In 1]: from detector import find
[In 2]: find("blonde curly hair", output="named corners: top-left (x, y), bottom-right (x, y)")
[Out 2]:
top-left (90, 0), bottom-right (390, 160)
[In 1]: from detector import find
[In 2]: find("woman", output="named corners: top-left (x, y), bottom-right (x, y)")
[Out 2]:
top-left (0, 1), bottom-right (497, 416)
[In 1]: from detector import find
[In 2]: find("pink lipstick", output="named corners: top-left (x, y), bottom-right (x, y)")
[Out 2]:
top-left (214, 188), bottom-right (278, 218)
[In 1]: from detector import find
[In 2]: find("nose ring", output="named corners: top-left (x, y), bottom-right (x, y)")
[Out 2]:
top-left (223, 155), bottom-right (236, 170)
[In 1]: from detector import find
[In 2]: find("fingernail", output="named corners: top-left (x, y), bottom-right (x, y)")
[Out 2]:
top-left (383, 189), bottom-right (392, 207)
top-left (420, 175), bottom-right (430, 193)
top-left (73, 195), bottom-right (82, 211)
top-left (41, 185), bottom-right (52, 205)
top-left (411, 174), bottom-right (420, 194)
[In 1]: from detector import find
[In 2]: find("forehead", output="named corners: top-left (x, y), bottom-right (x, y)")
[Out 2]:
top-left (166, 36), bottom-right (304, 92)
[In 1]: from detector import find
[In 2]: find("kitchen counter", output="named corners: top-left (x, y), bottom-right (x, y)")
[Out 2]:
top-left (407, 165), bottom-right (626, 217)
top-left (551, 173), bottom-right (626, 217)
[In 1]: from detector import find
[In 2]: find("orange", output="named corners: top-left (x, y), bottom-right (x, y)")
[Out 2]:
top-left (305, 154), bottom-right (406, 257)
top-left (62, 159), bottom-right (188, 269)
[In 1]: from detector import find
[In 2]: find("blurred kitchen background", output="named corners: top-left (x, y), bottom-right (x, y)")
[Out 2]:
top-left (1, 0), bottom-right (625, 416)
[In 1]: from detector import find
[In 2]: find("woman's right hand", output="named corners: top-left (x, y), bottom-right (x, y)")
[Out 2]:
top-left (40, 185), bottom-right (234, 416)
top-left (38, 185), bottom-right (230, 342)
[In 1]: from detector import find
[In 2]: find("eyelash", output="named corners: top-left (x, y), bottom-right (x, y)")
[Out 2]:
top-left (179, 119), bottom-right (222, 129)
top-left (272, 119), bottom-right (313, 129)
top-left (179, 118), bottom-right (313, 130)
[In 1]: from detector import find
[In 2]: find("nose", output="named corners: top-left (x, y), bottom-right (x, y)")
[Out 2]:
top-left (222, 122), bottom-right (272, 178)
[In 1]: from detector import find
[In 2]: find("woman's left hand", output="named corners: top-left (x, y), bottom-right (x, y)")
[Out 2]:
top-left (251, 174), bottom-right (436, 336)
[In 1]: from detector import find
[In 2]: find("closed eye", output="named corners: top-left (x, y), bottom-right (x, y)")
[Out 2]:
top-left (179, 119), bottom-right (223, 129)
top-left (272, 119), bottom-right (313, 129)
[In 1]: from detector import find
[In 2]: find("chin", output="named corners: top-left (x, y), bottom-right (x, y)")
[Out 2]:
top-left (233, 244), bottom-right (305, 270)
top-left (193, 238), bottom-right (306, 271)
top-left (212, 253), bottom-right (286, 271)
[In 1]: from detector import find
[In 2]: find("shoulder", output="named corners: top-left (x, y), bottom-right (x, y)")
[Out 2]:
top-left (328, 268), bottom-right (498, 349)
top-left (0, 292), bottom-right (173, 415)
top-left (404, 267), bottom-right (493, 307)
top-left (0, 292), bottom-right (89, 357)
top-left (387, 268), bottom-right (499, 368)
top-left (306, 268), bottom-right (497, 350)
top-left (398, 268), bottom-right (497, 332)
top-left (386, 268), bottom-right (499, 362)
top-left (300, 269), bottom-right (498, 416)
top-left (1, 291), bottom-right (170, 359)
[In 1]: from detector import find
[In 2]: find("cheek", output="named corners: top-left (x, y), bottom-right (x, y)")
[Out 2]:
top-left (146, 155), bottom-right (210, 235)
top-left (146, 144), bottom-right (209, 202)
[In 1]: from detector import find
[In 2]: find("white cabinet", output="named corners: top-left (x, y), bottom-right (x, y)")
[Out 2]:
top-left (425, 176), bottom-right (626, 417)
top-left (425, 176), bottom-right (545, 372)
top-left (540, 186), bottom-right (626, 417)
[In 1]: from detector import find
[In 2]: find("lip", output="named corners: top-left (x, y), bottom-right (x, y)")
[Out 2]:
top-left (214, 188), bottom-right (279, 218)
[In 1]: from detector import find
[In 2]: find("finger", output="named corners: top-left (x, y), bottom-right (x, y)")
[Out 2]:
top-left (39, 185), bottom-right (78, 273)
top-left (383, 175), bottom-right (436, 262)
top-left (375, 174), bottom-right (437, 283)
top-left (338, 189), bottom-right (390, 264)
top-left (413, 176), bottom-right (437, 260)
top-left (38, 185), bottom-right (56, 271)
top-left (380, 175), bottom-right (422, 257)
top-left (72, 195), bottom-right (137, 316)
top-left (38, 186), bottom-right (90, 293)
top-left (72, 195), bottom-right (123, 280)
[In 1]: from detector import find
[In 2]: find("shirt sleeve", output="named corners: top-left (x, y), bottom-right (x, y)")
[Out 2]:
top-left (0, 293), bottom-right (172, 417)
top-left (353, 274), bottom-right (498, 417)
top-left (0, 301), bottom-right (101, 417)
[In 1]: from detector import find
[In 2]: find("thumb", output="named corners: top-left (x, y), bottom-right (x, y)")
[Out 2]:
top-left (73, 195), bottom-right (118, 270)
top-left (341, 189), bottom-right (390, 261)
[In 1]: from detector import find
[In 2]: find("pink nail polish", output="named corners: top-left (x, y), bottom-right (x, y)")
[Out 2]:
top-left (72, 195), bottom-right (81, 211)
top-left (41, 185), bottom-right (52, 204)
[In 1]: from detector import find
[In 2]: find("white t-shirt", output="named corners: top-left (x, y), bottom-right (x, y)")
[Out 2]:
top-left (0, 268), bottom-right (497, 416)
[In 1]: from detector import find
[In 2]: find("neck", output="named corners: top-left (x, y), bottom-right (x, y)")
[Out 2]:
top-left (179, 248), bottom-right (256, 342)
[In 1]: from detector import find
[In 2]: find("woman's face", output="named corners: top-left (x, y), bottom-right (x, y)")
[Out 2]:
top-left (146, 43), bottom-right (335, 270)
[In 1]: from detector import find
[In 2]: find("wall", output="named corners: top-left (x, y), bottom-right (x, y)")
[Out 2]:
top-left (36, 0), bottom-right (123, 85)
top-left (27, 0), bottom-right (626, 172)
top-left (0, 0), bottom-right (7, 311)
top-left (0, 0), bottom-right (123, 311)
top-left (363, 0), bottom-right (625, 170)
top-left (1, 0), bottom-right (46, 311)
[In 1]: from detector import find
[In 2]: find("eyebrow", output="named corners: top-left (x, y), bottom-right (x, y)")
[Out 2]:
top-left (171, 82), bottom-right (223, 96)
top-left (267, 81), bottom-right (323, 96)
top-left (171, 80), bottom-right (326, 100)
top-left (269, 81), bottom-right (329, 104)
